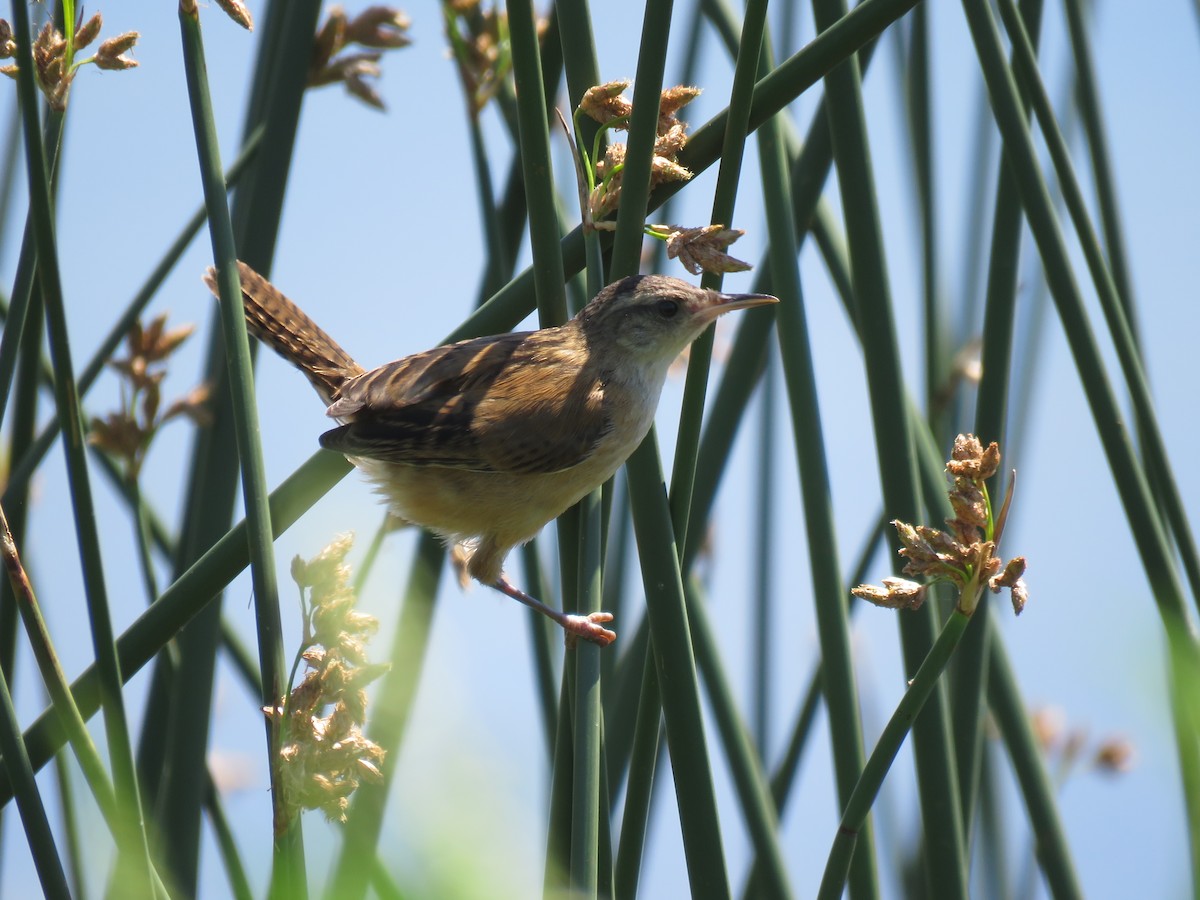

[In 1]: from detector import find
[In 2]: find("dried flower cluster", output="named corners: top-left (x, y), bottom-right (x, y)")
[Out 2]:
top-left (651, 223), bottom-right (751, 276)
top-left (89, 314), bottom-right (211, 480)
top-left (310, 5), bottom-right (412, 110)
top-left (853, 434), bottom-right (1028, 616)
top-left (572, 81), bottom-right (753, 276)
top-left (1030, 707), bottom-right (1135, 778)
top-left (579, 81), bottom-right (700, 221)
top-left (267, 535), bottom-right (388, 827)
top-left (0, 14), bottom-right (139, 111)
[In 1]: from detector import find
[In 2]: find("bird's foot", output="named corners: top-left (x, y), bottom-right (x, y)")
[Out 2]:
top-left (490, 576), bottom-right (617, 648)
top-left (561, 612), bottom-right (617, 649)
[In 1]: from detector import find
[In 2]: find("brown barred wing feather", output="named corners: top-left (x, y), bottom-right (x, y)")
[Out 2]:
top-left (321, 330), bottom-right (613, 475)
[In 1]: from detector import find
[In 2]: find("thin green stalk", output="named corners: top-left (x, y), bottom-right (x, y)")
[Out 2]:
top-left (545, 673), bottom-right (575, 898)
top-left (986, 630), bottom-right (1083, 899)
top-left (0, 499), bottom-right (112, 822)
top-left (613, 651), bottom-right (661, 900)
top-left (685, 580), bottom-right (793, 899)
top-left (205, 774), bottom-right (254, 900)
top-left (610, 0), bottom-right (673, 276)
top-left (0, 215), bottom-right (45, 437)
top-left (51, 752), bottom-right (87, 900)
top-left (351, 515), bottom-right (392, 596)
top-left (153, 3), bottom-right (321, 888)
top-left (466, 113), bottom-right (507, 299)
top-left (1060, 0), bottom-right (1137, 338)
top-left (0, 102), bottom-right (21, 258)
top-left (599, 478), bottom-right (632, 693)
top-left (602, 609), bottom-right (653, 803)
top-left (750, 351), bottom-right (775, 755)
top-left (572, 493), bottom-right (605, 898)
top-left (0, 288), bottom-right (44, 687)
top-left (508, 0), bottom-right (567, 325)
top-left (370, 863), bottom-right (405, 900)
top-left (605, 3), bottom-right (735, 896)
top-left (974, 744), bottom-right (1012, 900)
top-left (9, 3), bottom-right (155, 889)
top-left (553, 0), bottom-right (601, 112)
top-left (758, 47), bottom-right (877, 892)
top-left (178, 9), bottom-right (302, 896)
top-left (626, 437), bottom-right (731, 899)
top-left (817, 608), bottom-right (973, 899)
top-left (901, 5), bottom-right (945, 427)
top-left (0, 664), bottom-right (70, 899)
top-left (645, 3), bottom-right (706, 281)
top-left (471, 5), bottom-right (564, 309)
top-left (130, 477), bottom-right (160, 606)
top-left (668, 0), bottom-right (768, 552)
top-left (570, 279), bottom-right (608, 900)
top-left (552, 8), bottom-right (609, 892)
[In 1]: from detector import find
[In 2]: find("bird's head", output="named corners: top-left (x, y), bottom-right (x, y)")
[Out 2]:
top-left (575, 274), bottom-right (777, 370)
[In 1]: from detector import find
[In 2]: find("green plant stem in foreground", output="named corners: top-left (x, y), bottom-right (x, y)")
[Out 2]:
top-left (0, 661), bottom-right (69, 899)
top-left (817, 607), bottom-right (971, 900)
top-left (178, 8), bottom-right (302, 897)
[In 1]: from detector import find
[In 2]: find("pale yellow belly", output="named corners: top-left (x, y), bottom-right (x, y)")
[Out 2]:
top-left (350, 445), bottom-right (627, 550)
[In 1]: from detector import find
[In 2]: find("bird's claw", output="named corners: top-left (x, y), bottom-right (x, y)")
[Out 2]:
top-left (562, 612), bottom-right (616, 649)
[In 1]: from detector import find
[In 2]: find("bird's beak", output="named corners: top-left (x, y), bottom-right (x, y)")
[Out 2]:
top-left (696, 290), bottom-right (779, 324)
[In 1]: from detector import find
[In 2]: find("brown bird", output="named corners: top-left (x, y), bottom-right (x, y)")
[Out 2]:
top-left (205, 261), bottom-right (777, 646)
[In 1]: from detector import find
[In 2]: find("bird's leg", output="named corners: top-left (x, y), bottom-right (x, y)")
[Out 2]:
top-left (490, 575), bottom-right (616, 647)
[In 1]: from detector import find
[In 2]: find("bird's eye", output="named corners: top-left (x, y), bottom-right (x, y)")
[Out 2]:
top-left (655, 298), bottom-right (680, 319)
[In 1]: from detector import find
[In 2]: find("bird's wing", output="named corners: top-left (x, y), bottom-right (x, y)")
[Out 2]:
top-left (320, 331), bottom-right (613, 474)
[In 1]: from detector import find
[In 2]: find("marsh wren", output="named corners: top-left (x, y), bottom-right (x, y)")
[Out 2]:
top-left (205, 262), bottom-right (777, 646)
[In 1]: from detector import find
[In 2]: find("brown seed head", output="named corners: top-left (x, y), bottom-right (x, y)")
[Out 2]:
top-left (658, 84), bottom-right (701, 129)
top-left (946, 433), bottom-right (1000, 480)
top-left (654, 120), bottom-right (688, 159)
top-left (346, 7), bottom-right (412, 49)
top-left (95, 31), bottom-right (140, 70)
top-left (313, 5), bottom-right (347, 69)
top-left (215, 0), bottom-right (255, 31)
top-left (74, 12), bottom-right (103, 51)
top-left (580, 80), bottom-right (632, 124)
top-left (663, 224), bottom-right (751, 276)
top-left (852, 577), bottom-right (927, 610)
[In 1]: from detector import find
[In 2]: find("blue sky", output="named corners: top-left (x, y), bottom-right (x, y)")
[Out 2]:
top-left (2, 1), bottom-right (1198, 897)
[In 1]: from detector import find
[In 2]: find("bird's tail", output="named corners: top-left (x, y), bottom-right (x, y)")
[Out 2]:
top-left (203, 261), bottom-right (365, 404)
